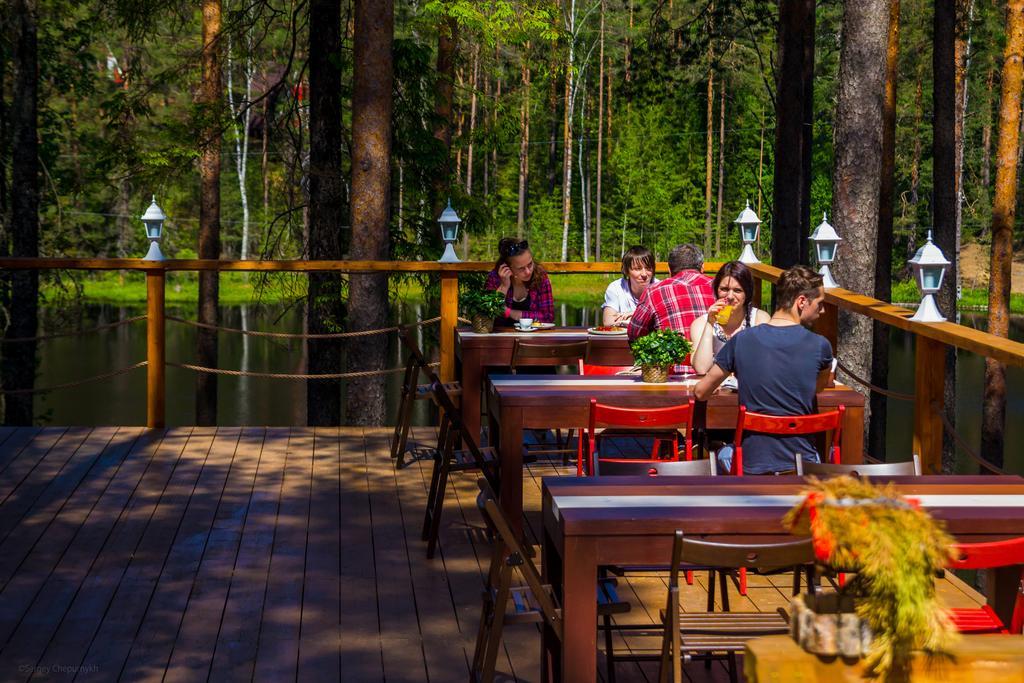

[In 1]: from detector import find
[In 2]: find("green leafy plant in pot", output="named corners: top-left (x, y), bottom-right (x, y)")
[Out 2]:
top-left (460, 289), bottom-right (506, 333)
top-left (629, 328), bottom-right (692, 382)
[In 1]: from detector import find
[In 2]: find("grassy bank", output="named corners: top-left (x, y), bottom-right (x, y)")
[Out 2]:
top-left (41, 270), bottom-right (1024, 314)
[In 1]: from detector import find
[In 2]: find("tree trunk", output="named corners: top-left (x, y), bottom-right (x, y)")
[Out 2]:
top-left (870, 0), bottom-right (900, 462)
top-left (595, 0), bottom-right (604, 261)
top-left (756, 104), bottom-right (765, 218)
top-left (831, 0), bottom-right (889, 446)
top-left (625, 0), bottom-right (634, 82)
top-left (578, 82), bottom-right (589, 262)
top-left (772, 0), bottom-right (816, 269)
top-left (703, 26), bottom-right (714, 255)
top-left (346, 0), bottom-right (393, 426)
top-left (799, 0), bottom-right (815, 264)
top-left (981, 0), bottom-right (1024, 469)
top-left (982, 68), bottom-right (994, 190)
top-left (560, 0), bottom-right (576, 262)
top-left (934, 0), bottom-right (958, 472)
top-left (262, 98), bottom-right (270, 227)
top-left (606, 54), bottom-right (613, 159)
top-left (906, 71), bottom-right (924, 267)
top-left (307, 0), bottom-right (345, 426)
top-left (196, 0), bottom-right (222, 426)
top-left (2, 0), bottom-right (39, 425)
top-left (517, 45), bottom-right (530, 238)
top-left (547, 44), bottom-right (559, 195)
top-left (953, 0), bottom-right (974, 305)
top-left (432, 15), bottom-right (457, 218)
top-left (715, 75), bottom-right (726, 257)
top-left (465, 43), bottom-right (479, 196)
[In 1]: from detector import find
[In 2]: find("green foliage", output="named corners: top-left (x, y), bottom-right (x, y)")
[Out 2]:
top-left (629, 328), bottom-right (692, 368)
top-left (459, 288), bottom-right (506, 318)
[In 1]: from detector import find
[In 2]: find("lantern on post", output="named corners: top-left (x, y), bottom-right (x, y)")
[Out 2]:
top-left (809, 212), bottom-right (841, 289)
top-left (908, 230), bottom-right (951, 323)
top-left (735, 201), bottom-right (761, 264)
top-left (437, 198), bottom-right (462, 263)
top-left (141, 195), bottom-right (167, 261)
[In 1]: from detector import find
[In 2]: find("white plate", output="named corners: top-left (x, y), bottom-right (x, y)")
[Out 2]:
top-left (513, 326), bottom-right (538, 333)
top-left (587, 327), bottom-right (627, 336)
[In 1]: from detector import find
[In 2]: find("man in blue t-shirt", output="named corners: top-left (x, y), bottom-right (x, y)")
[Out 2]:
top-left (694, 265), bottom-right (834, 474)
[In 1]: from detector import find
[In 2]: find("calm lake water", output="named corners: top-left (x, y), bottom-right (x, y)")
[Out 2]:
top-left (24, 302), bottom-right (1024, 475)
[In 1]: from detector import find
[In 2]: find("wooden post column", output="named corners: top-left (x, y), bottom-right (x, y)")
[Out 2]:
top-left (439, 272), bottom-right (458, 383)
top-left (913, 334), bottom-right (945, 474)
top-left (146, 270), bottom-right (166, 428)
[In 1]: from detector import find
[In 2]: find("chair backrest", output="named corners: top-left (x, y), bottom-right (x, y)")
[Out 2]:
top-left (587, 399), bottom-right (695, 467)
top-left (430, 381), bottom-right (499, 489)
top-left (398, 325), bottom-right (443, 385)
top-left (733, 405), bottom-right (845, 475)
top-left (949, 536), bottom-right (1024, 633)
top-left (669, 530), bottom-right (815, 588)
top-left (800, 453), bottom-right (921, 477)
top-left (578, 359), bottom-right (634, 376)
top-left (510, 340), bottom-right (589, 373)
top-left (595, 457), bottom-right (715, 477)
top-left (476, 478), bottom-right (563, 639)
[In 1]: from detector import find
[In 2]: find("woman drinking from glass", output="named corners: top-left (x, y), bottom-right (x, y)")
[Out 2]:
top-left (601, 245), bottom-right (658, 326)
top-left (689, 260), bottom-right (770, 374)
top-left (485, 238), bottom-right (555, 326)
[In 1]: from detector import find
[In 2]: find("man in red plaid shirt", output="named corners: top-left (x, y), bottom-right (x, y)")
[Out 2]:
top-left (628, 244), bottom-right (714, 371)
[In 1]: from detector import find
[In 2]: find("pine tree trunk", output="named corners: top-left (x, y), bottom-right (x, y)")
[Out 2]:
top-left (517, 46), bottom-right (530, 238)
top-left (432, 15), bottom-right (457, 218)
top-left (981, 0), bottom-right (1024, 469)
top-left (595, 0), bottom-right (604, 261)
top-left (307, 0), bottom-right (345, 426)
top-left (547, 44), bottom-right (559, 195)
top-left (606, 54), bottom-right (613, 159)
top-left (262, 98), bottom-right (270, 225)
top-left (346, 0), bottom-right (393, 426)
top-left (715, 75), bottom-right (726, 257)
top-left (2, 0), bottom-right (39, 425)
top-left (982, 68), bottom-right (994, 190)
top-left (906, 72), bottom-right (924, 268)
top-left (870, 0), bottom-right (900, 462)
top-left (831, 0), bottom-right (889, 443)
top-left (756, 104), bottom-right (765, 218)
top-left (465, 44), bottom-right (479, 196)
top-left (196, 0), bottom-right (222, 426)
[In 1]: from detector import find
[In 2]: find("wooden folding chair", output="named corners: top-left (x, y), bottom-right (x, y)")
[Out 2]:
top-left (392, 325), bottom-right (461, 468)
top-left (946, 536), bottom-right (1024, 634)
top-left (657, 532), bottom-right (816, 683)
top-left (421, 380), bottom-right (498, 559)
top-left (472, 478), bottom-right (630, 683)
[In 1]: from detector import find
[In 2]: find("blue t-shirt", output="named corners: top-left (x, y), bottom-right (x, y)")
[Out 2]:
top-left (714, 324), bottom-right (834, 474)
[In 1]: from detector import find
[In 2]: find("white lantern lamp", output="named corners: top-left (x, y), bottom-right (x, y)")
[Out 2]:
top-left (809, 212), bottom-right (841, 288)
top-left (437, 198), bottom-right (461, 263)
top-left (141, 195), bottom-right (167, 261)
top-left (734, 201), bottom-right (761, 264)
top-left (908, 230), bottom-right (951, 323)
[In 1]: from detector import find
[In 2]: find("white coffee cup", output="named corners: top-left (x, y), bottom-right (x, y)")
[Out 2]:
top-left (517, 317), bottom-right (534, 330)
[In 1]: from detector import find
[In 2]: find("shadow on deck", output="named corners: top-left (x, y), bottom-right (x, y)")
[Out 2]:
top-left (0, 426), bottom-right (986, 682)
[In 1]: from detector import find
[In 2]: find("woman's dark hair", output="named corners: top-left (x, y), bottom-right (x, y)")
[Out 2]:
top-left (494, 237), bottom-right (546, 290)
top-left (620, 245), bottom-right (655, 278)
top-left (712, 261), bottom-right (756, 325)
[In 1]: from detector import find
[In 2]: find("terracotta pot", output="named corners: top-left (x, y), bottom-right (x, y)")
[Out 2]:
top-left (640, 365), bottom-right (669, 383)
top-left (471, 315), bottom-right (494, 334)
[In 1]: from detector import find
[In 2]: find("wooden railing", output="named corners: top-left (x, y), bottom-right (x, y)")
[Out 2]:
top-left (3, 256), bottom-right (1023, 473)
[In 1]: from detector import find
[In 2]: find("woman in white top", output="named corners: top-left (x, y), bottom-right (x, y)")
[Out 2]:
top-left (601, 245), bottom-right (659, 326)
top-left (689, 260), bottom-right (770, 374)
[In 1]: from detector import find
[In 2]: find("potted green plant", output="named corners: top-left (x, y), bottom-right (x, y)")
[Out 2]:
top-left (460, 289), bottom-right (506, 334)
top-left (628, 329), bottom-right (692, 383)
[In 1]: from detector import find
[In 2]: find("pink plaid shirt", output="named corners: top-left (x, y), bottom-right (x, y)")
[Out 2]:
top-left (627, 270), bottom-right (715, 360)
top-left (484, 269), bottom-right (555, 323)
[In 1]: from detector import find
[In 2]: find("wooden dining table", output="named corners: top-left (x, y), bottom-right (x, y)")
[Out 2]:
top-left (484, 373), bottom-right (865, 538)
top-left (540, 475), bottom-right (1024, 683)
top-left (456, 326), bottom-right (635, 443)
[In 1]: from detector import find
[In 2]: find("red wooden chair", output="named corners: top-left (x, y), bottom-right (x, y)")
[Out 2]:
top-left (946, 536), bottom-right (1024, 634)
top-left (583, 399), bottom-right (695, 477)
top-left (732, 405), bottom-right (846, 476)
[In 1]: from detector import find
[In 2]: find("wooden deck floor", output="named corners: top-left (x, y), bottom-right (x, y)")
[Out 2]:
top-left (0, 426), bottom-right (987, 683)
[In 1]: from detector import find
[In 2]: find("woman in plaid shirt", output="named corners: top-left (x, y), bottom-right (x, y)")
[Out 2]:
top-left (485, 238), bottom-right (555, 326)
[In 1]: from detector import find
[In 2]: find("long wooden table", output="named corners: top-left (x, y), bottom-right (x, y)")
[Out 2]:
top-left (455, 327), bottom-right (635, 442)
top-left (540, 475), bottom-right (1024, 683)
top-left (484, 374), bottom-right (865, 537)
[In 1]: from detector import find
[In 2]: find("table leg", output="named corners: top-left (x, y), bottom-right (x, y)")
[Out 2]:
top-left (542, 522), bottom-right (564, 683)
top-left (841, 404), bottom-right (864, 464)
top-left (499, 407), bottom-right (525, 539)
top-left (560, 537), bottom-right (598, 683)
top-left (462, 349), bottom-right (483, 445)
top-left (986, 565), bottom-right (1021, 628)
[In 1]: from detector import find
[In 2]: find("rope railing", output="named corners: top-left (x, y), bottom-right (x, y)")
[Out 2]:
top-left (166, 314), bottom-right (443, 339)
top-left (0, 315), bottom-right (147, 343)
top-left (0, 361), bottom-right (148, 394)
top-left (167, 360), bottom-right (439, 380)
top-left (834, 358), bottom-right (915, 402)
top-left (931, 401), bottom-right (1008, 475)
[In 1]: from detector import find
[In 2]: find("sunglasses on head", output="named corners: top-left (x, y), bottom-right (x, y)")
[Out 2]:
top-left (503, 240), bottom-right (529, 257)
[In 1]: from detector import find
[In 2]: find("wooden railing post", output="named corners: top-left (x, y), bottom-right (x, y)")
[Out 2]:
top-left (146, 270), bottom-right (165, 428)
top-left (913, 335), bottom-right (945, 474)
top-left (439, 272), bottom-right (458, 382)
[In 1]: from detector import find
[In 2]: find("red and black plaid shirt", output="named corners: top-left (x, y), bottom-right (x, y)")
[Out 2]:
top-left (484, 269), bottom-right (555, 323)
top-left (627, 271), bottom-right (715, 370)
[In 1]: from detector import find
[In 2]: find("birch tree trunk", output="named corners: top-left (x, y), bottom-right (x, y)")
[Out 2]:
top-left (703, 25), bottom-right (714, 255)
top-left (196, 0), bottom-right (222, 426)
top-left (517, 44), bottom-right (530, 238)
top-left (715, 75), bottom-right (726, 257)
top-left (346, 0), bottom-right (393, 425)
top-left (226, 19), bottom-right (254, 260)
top-left (561, 0), bottom-right (577, 261)
top-left (465, 44), bottom-right (479, 196)
top-left (981, 0), bottom-right (1024, 469)
top-left (831, 0), bottom-right (889, 439)
top-left (595, 0), bottom-right (604, 261)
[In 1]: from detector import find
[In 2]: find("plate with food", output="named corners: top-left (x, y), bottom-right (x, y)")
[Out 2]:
top-left (531, 322), bottom-right (556, 329)
top-left (587, 326), bottom-right (627, 336)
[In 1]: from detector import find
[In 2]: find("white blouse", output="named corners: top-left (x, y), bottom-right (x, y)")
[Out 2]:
top-left (601, 277), bottom-right (659, 315)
